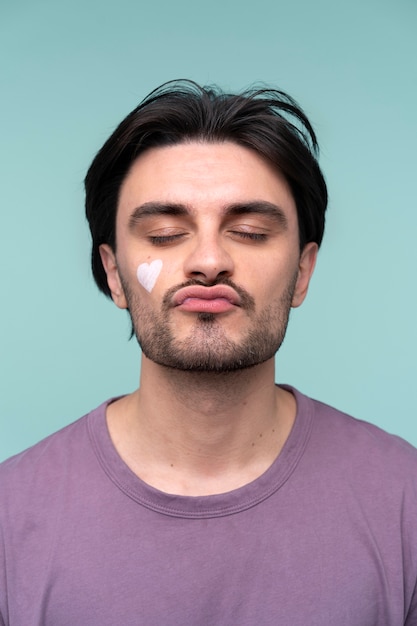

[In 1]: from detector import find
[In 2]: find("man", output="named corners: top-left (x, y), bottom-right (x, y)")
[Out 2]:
top-left (1, 81), bottom-right (416, 625)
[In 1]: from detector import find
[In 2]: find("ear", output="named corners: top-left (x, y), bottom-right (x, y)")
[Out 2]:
top-left (99, 244), bottom-right (128, 309)
top-left (291, 242), bottom-right (318, 308)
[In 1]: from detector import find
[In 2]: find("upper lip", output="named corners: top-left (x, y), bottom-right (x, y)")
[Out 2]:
top-left (172, 285), bottom-right (241, 306)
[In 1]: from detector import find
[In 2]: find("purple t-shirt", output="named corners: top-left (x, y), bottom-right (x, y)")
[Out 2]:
top-left (1, 388), bottom-right (417, 625)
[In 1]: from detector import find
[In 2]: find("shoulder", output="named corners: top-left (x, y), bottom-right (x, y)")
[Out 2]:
top-left (312, 393), bottom-right (416, 458)
top-left (292, 387), bottom-right (417, 489)
top-left (0, 400), bottom-right (110, 506)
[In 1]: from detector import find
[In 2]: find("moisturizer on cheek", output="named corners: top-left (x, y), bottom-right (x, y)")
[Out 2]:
top-left (136, 259), bottom-right (163, 293)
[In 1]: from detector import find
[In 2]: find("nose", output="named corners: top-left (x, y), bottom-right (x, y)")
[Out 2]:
top-left (183, 233), bottom-right (234, 283)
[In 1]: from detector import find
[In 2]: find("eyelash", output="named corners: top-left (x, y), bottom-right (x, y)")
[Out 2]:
top-left (148, 234), bottom-right (184, 245)
top-left (231, 231), bottom-right (267, 241)
top-left (147, 231), bottom-right (268, 245)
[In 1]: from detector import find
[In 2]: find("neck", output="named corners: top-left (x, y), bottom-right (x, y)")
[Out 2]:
top-left (146, 358), bottom-right (272, 414)
top-left (106, 356), bottom-right (296, 496)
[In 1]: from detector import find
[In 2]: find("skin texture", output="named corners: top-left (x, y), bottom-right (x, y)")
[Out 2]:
top-left (99, 141), bottom-right (317, 495)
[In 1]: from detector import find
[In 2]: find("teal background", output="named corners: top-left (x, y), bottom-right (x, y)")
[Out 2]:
top-left (1, 0), bottom-right (416, 461)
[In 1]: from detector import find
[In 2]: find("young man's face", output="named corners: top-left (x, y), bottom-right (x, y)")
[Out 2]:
top-left (100, 141), bottom-right (317, 372)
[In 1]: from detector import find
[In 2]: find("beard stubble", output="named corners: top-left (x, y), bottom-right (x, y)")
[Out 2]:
top-left (120, 274), bottom-right (297, 373)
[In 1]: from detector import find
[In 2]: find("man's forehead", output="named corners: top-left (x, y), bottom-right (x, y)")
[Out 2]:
top-left (117, 141), bottom-right (297, 214)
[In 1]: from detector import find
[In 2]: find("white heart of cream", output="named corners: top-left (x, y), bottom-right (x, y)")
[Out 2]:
top-left (136, 259), bottom-right (163, 293)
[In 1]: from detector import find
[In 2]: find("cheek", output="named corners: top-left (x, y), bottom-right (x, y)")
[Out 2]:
top-left (243, 255), bottom-right (298, 293)
top-left (136, 259), bottom-right (163, 293)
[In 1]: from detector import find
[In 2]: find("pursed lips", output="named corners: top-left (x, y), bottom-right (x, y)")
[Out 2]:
top-left (172, 285), bottom-right (242, 313)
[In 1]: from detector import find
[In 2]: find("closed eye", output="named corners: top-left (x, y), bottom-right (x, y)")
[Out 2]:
top-left (148, 233), bottom-right (186, 245)
top-left (229, 231), bottom-right (268, 242)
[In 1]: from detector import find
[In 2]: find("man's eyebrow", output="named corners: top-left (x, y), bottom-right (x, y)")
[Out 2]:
top-left (223, 202), bottom-right (289, 228)
top-left (127, 200), bottom-right (289, 229)
top-left (128, 202), bottom-right (189, 229)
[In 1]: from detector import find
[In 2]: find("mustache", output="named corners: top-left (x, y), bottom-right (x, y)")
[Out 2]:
top-left (162, 277), bottom-right (255, 313)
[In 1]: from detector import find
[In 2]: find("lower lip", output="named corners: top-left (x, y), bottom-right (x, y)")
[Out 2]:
top-left (177, 298), bottom-right (236, 313)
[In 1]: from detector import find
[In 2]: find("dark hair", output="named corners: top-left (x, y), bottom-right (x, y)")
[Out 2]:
top-left (85, 79), bottom-right (328, 298)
